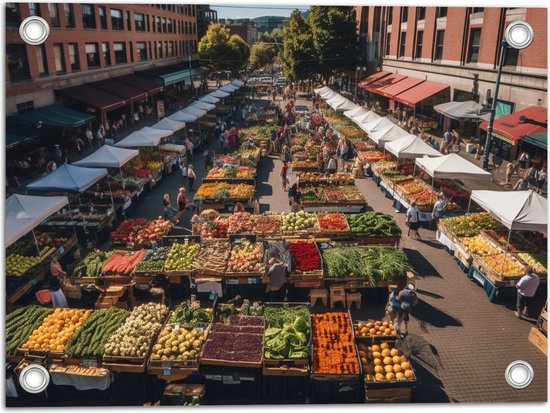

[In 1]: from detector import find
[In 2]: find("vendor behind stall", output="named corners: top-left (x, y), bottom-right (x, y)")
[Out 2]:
top-left (50, 253), bottom-right (68, 308)
top-left (266, 254), bottom-right (288, 302)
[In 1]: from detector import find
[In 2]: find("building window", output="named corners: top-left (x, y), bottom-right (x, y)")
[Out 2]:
top-left (146, 15), bottom-right (150, 32)
top-left (7, 3), bottom-right (21, 26)
top-left (85, 43), bottom-right (100, 67)
top-left (168, 41), bottom-right (173, 57)
top-left (401, 7), bottom-right (408, 23)
top-left (157, 41), bottom-right (163, 58)
top-left (53, 43), bottom-right (66, 73)
top-left (185, 21), bottom-right (188, 34)
top-left (137, 42), bottom-right (147, 62)
top-left (167, 18), bottom-right (172, 33)
top-left (434, 30), bottom-right (445, 60)
top-left (111, 9), bottom-right (123, 30)
top-left (102, 42), bottom-right (111, 65)
top-left (98, 7), bottom-right (107, 29)
top-left (113, 42), bottom-right (127, 64)
top-left (399, 32), bottom-right (406, 57)
top-left (6, 44), bottom-right (30, 81)
top-left (437, 7), bottom-right (447, 18)
top-left (135, 13), bottom-right (145, 31)
top-left (29, 3), bottom-right (41, 17)
top-left (64, 4), bottom-right (75, 27)
top-left (36, 45), bottom-right (48, 76)
top-left (81, 4), bottom-right (96, 28)
top-left (504, 47), bottom-right (519, 67)
top-left (472, 7), bottom-right (484, 14)
top-left (385, 32), bottom-right (391, 55)
top-left (156, 16), bottom-right (161, 32)
top-left (48, 4), bottom-right (60, 27)
top-left (162, 17), bottom-right (167, 32)
top-left (16, 101), bottom-right (34, 115)
top-left (387, 7), bottom-right (393, 24)
top-left (126, 10), bottom-right (131, 30)
top-left (467, 28), bottom-right (481, 63)
top-left (68, 43), bottom-right (80, 70)
top-left (415, 31), bottom-right (423, 59)
top-left (193, 23), bottom-right (196, 34)
top-left (417, 7), bottom-right (425, 21)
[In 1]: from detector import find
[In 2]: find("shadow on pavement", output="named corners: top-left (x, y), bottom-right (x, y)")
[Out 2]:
top-left (413, 299), bottom-right (463, 329)
top-left (416, 288), bottom-right (444, 300)
top-left (403, 248), bottom-right (442, 279)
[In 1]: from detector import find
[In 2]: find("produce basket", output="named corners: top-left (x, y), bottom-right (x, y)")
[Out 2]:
top-left (316, 212), bottom-right (352, 238)
top-left (262, 303), bottom-right (311, 376)
top-left (162, 237), bottom-right (202, 277)
top-left (254, 213), bottom-right (283, 238)
top-left (225, 236), bottom-right (267, 278)
top-left (472, 253), bottom-right (527, 285)
top-left (288, 240), bottom-right (324, 283)
top-left (353, 320), bottom-right (399, 343)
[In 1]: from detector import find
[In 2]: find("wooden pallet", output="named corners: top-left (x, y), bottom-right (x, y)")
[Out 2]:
top-left (199, 357), bottom-right (262, 368)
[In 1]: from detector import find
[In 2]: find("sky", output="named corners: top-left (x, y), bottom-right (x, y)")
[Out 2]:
top-left (211, 4), bottom-right (308, 19)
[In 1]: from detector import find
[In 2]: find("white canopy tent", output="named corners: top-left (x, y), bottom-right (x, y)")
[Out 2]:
top-left (73, 145), bottom-right (139, 168)
top-left (415, 154), bottom-right (491, 182)
top-left (182, 106), bottom-right (207, 119)
top-left (151, 118), bottom-right (186, 133)
top-left (377, 126), bottom-right (419, 148)
top-left (191, 101), bottom-right (216, 112)
top-left (209, 89), bottom-right (230, 98)
top-left (200, 94), bottom-right (220, 104)
top-left (319, 88), bottom-right (337, 100)
top-left (115, 127), bottom-right (172, 147)
top-left (360, 116), bottom-right (387, 134)
top-left (469, 190), bottom-right (548, 232)
top-left (231, 79), bottom-right (244, 87)
top-left (368, 119), bottom-right (403, 145)
top-left (27, 164), bottom-right (108, 193)
top-left (344, 106), bottom-right (369, 120)
top-left (385, 135), bottom-right (443, 159)
top-left (168, 111), bottom-right (198, 123)
top-left (434, 100), bottom-right (490, 122)
top-left (327, 96), bottom-right (358, 112)
top-left (220, 84), bottom-right (239, 93)
top-left (6, 194), bottom-right (69, 247)
top-left (353, 110), bottom-right (380, 126)
top-left (314, 86), bottom-right (330, 94)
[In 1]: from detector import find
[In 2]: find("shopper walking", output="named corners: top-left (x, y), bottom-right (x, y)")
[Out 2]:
top-left (266, 253), bottom-right (287, 302)
top-left (431, 194), bottom-right (447, 230)
top-left (185, 137), bottom-right (194, 162)
top-left (396, 283), bottom-right (418, 336)
top-left (515, 266), bottom-right (540, 319)
top-left (173, 187), bottom-right (188, 224)
top-left (162, 194), bottom-right (176, 221)
top-left (505, 162), bottom-right (515, 183)
top-left (187, 164), bottom-right (196, 191)
top-left (406, 201), bottom-right (422, 240)
top-left (281, 161), bottom-right (289, 191)
top-left (326, 155), bottom-right (337, 175)
top-left (85, 126), bottom-right (93, 148)
top-left (180, 160), bottom-right (188, 183)
top-left (536, 167), bottom-right (546, 194)
top-left (50, 254), bottom-right (68, 308)
top-left (385, 287), bottom-right (401, 325)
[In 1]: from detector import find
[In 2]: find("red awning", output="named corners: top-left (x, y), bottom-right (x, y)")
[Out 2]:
top-left (358, 71), bottom-right (391, 88)
top-left (393, 81), bottom-right (450, 107)
top-left (363, 73), bottom-right (407, 93)
top-left (116, 74), bottom-right (163, 95)
top-left (479, 106), bottom-right (547, 145)
top-left (378, 77), bottom-right (426, 99)
top-left (90, 79), bottom-right (148, 102)
top-left (59, 85), bottom-right (125, 111)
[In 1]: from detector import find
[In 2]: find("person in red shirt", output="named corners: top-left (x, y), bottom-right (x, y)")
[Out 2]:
top-left (173, 187), bottom-right (188, 224)
top-left (281, 161), bottom-right (289, 191)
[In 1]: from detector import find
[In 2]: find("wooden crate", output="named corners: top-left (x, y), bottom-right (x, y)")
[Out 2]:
top-left (102, 355), bottom-right (148, 373)
top-left (364, 386), bottom-right (412, 403)
top-left (528, 327), bottom-right (547, 355)
top-left (538, 305), bottom-right (548, 335)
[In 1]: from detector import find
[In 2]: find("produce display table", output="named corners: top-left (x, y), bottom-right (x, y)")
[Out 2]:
top-left (467, 264), bottom-right (518, 302)
top-left (201, 365), bottom-right (262, 405)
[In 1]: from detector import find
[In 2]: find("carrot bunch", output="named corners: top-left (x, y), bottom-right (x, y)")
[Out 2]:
top-left (312, 312), bottom-right (360, 375)
top-left (102, 249), bottom-right (146, 274)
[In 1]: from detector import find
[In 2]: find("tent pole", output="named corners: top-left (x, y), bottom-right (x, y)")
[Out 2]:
top-left (505, 229), bottom-right (512, 256)
top-left (31, 229), bottom-right (41, 256)
top-left (467, 198), bottom-right (472, 213)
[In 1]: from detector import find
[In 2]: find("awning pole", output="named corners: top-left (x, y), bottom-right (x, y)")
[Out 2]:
top-left (31, 229), bottom-right (41, 256)
top-left (467, 198), bottom-right (472, 213)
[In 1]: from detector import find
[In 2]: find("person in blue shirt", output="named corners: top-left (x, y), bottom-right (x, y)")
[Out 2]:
top-left (431, 193), bottom-right (447, 229)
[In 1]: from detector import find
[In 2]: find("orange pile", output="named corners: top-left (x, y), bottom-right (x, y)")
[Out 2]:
top-left (22, 308), bottom-right (92, 352)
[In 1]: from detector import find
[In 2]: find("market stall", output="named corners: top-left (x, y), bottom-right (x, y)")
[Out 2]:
top-left (326, 95), bottom-right (359, 113)
top-left (385, 135), bottom-right (443, 159)
top-left (5, 195), bottom-right (77, 305)
top-left (200, 94), bottom-right (220, 104)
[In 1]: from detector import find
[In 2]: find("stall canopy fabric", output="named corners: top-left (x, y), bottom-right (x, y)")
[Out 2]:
top-left (314, 86), bottom-right (330, 94)
top-left (522, 132), bottom-right (547, 151)
top-left (377, 77), bottom-right (425, 99)
top-left (385, 135), bottom-right (443, 159)
top-left (231, 80), bottom-right (244, 87)
top-left (479, 106), bottom-right (547, 145)
top-left (327, 96), bottom-right (358, 112)
top-left (434, 100), bottom-right (491, 121)
top-left (358, 71), bottom-right (391, 89)
top-left (415, 154), bottom-right (491, 181)
top-left (59, 84), bottom-right (126, 111)
top-left (27, 164), bottom-right (108, 193)
top-left (6, 104), bottom-right (95, 129)
top-left (357, 113), bottom-right (383, 134)
top-left (344, 106), bottom-right (369, 120)
top-left (319, 88), bottom-right (337, 100)
top-left (6, 194), bottom-right (69, 247)
top-left (368, 118), bottom-right (401, 145)
top-left (151, 118), bottom-right (186, 133)
top-left (209, 89), bottom-right (230, 98)
top-left (168, 111), bottom-right (198, 123)
top-left (363, 73), bottom-right (407, 94)
top-left (220, 84), bottom-right (239, 93)
top-left (470, 190), bottom-right (548, 231)
top-left (72, 145), bottom-right (139, 168)
top-left (200, 94), bottom-right (220, 104)
top-left (115, 127), bottom-right (172, 147)
top-left (393, 81), bottom-right (450, 107)
top-left (374, 124), bottom-right (413, 147)
top-left (191, 101), bottom-right (216, 112)
top-left (182, 106), bottom-right (207, 119)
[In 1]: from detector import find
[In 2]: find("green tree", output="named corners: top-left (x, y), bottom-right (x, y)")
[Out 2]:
top-left (198, 23), bottom-right (250, 72)
top-left (270, 28), bottom-right (284, 45)
top-left (258, 31), bottom-right (274, 43)
top-left (282, 10), bottom-right (317, 81)
top-left (249, 42), bottom-right (278, 69)
top-left (307, 6), bottom-right (357, 82)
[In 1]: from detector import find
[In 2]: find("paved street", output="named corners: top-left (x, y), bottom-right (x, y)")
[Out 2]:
top-left (125, 92), bottom-right (547, 402)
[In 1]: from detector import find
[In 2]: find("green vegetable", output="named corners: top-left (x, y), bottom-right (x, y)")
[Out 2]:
top-left (263, 306), bottom-right (311, 359)
top-left (171, 301), bottom-right (211, 325)
top-left (72, 250), bottom-right (113, 277)
top-left (6, 306), bottom-right (53, 354)
top-left (346, 212), bottom-right (401, 237)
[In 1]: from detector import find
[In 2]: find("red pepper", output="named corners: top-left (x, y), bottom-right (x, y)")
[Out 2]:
top-left (290, 242), bottom-right (320, 272)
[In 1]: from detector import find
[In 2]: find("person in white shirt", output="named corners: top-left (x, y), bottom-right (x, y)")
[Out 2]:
top-left (405, 201), bottom-right (422, 240)
top-left (515, 266), bottom-right (540, 319)
top-left (85, 127), bottom-right (93, 148)
top-left (187, 164), bottom-right (196, 191)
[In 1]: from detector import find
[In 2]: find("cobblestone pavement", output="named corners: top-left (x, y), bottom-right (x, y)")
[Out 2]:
top-left (108, 91), bottom-right (548, 402)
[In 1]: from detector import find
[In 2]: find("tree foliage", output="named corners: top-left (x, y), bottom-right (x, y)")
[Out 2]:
top-left (249, 42), bottom-right (278, 70)
top-left (282, 10), bottom-right (317, 81)
top-left (198, 23), bottom-right (250, 71)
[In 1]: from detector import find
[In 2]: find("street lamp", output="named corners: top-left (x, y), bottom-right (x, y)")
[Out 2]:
top-left (482, 21), bottom-right (534, 171)
top-left (354, 66), bottom-right (361, 102)
top-left (187, 42), bottom-right (194, 95)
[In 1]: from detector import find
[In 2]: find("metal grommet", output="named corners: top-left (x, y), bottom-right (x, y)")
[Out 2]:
top-left (19, 364), bottom-right (50, 394)
top-left (505, 360), bottom-right (534, 389)
top-left (505, 21), bottom-right (535, 50)
top-left (19, 16), bottom-right (50, 46)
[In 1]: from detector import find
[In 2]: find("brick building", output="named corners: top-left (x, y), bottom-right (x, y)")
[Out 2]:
top-left (196, 4), bottom-right (218, 40)
top-left (6, 3), bottom-right (200, 127)
top-left (355, 6), bottom-right (546, 110)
